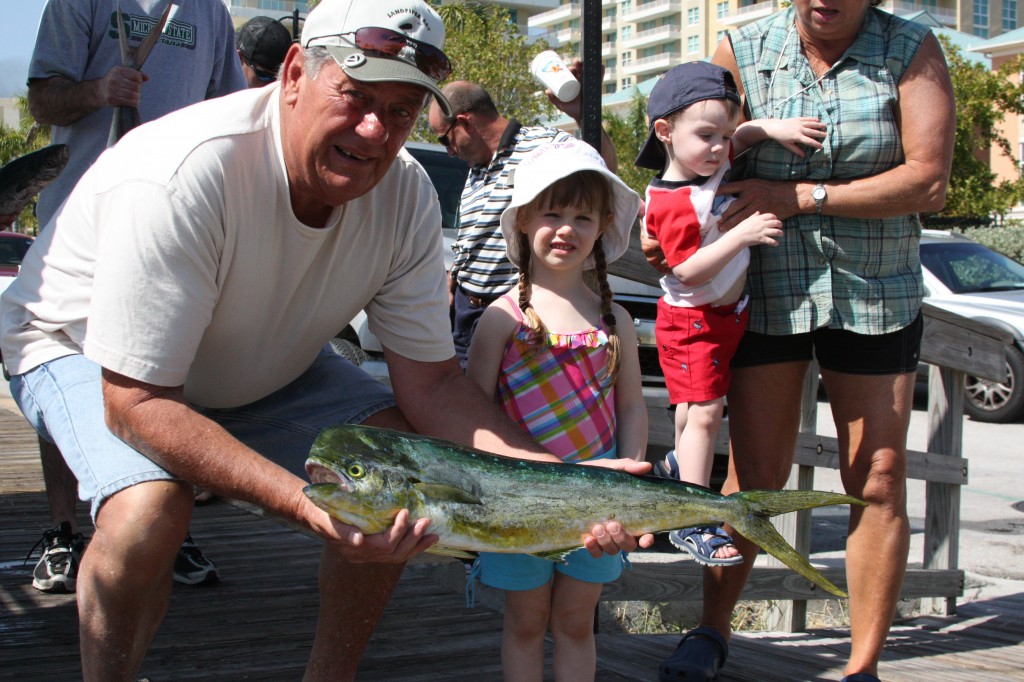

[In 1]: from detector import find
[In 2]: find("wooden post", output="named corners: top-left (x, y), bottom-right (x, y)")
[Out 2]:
top-left (921, 365), bottom-right (965, 616)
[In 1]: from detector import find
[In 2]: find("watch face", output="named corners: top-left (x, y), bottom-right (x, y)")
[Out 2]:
top-left (812, 186), bottom-right (826, 201)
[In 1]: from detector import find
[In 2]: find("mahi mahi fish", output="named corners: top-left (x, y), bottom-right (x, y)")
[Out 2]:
top-left (0, 144), bottom-right (69, 216)
top-left (304, 425), bottom-right (864, 597)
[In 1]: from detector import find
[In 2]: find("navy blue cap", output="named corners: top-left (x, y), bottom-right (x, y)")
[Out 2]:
top-left (634, 61), bottom-right (741, 171)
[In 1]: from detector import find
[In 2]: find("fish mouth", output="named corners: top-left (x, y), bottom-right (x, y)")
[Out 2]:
top-left (305, 460), bottom-right (351, 491)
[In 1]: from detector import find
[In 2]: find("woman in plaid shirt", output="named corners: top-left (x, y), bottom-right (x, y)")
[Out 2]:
top-left (652, 2), bottom-right (956, 681)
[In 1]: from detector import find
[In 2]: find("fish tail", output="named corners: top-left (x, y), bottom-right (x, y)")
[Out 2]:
top-left (725, 490), bottom-right (865, 598)
top-left (735, 489), bottom-right (864, 517)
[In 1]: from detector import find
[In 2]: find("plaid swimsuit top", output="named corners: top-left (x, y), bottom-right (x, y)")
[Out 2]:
top-left (494, 295), bottom-right (617, 463)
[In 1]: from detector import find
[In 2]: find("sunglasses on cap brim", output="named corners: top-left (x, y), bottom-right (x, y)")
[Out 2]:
top-left (306, 26), bottom-right (452, 82)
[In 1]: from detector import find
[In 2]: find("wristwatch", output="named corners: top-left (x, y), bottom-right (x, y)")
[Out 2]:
top-left (812, 183), bottom-right (827, 215)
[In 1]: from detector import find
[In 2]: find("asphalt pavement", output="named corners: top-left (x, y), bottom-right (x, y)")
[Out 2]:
top-left (811, 394), bottom-right (1024, 602)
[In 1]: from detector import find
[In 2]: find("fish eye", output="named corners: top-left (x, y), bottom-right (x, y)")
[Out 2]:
top-left (347, 464), bottom-right (365, 478)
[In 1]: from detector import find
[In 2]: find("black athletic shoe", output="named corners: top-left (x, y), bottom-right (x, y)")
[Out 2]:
top-left (172, 533), bottom-right (219, 586)
top-left (27, 522), bottom-right (86, 593)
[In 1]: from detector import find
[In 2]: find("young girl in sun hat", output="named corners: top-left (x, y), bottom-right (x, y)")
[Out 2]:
top-left (465, 138), bottom-right (648, 680)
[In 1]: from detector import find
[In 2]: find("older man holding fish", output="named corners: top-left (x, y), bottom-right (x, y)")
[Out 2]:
top-left (0, 0), bottom-right (653, 680)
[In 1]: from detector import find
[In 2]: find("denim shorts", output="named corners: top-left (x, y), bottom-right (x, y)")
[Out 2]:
top-left (731, 312), bottom-right (923, 375)
top-left (10, 346), bottom-right (396, 519)
top-left (476, 546), bottom-right (625, 591)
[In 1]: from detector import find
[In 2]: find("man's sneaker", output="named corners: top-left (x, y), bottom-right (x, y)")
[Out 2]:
top-left (173, 533), bottom-right (219, 586)
top-left (26, 522), bottom-right (86, 594)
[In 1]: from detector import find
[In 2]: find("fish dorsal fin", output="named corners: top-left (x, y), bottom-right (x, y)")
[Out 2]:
top-left (414, 482), bottom-right (483, 505)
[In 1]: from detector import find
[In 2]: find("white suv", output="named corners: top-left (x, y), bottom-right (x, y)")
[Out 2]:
top-left (920, 229), bottom-right (1024, 422)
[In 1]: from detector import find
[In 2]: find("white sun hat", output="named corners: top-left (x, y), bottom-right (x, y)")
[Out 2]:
top-left (499, 138), bottom-right (641, 270)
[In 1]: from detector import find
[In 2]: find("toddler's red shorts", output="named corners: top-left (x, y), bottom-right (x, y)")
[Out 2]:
top-left (656, 297), bottom-right (748, 405)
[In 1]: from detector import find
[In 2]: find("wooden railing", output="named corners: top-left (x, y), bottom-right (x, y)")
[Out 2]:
top-left (600, 230), bottom-right (1012, 631)
top-left (235, 227), bottom-right (1011, 633)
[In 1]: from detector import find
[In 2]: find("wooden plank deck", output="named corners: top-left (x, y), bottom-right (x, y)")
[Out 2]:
top-left (2, 407), bottom-right (1022, 681)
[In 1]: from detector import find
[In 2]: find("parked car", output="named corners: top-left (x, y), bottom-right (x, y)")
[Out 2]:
top-left (0, 231), bottom-right (34, 279)
top-left (331, 142), bottom-right (470, 380)
top-left (920, 229), bottom-right (1024, 423)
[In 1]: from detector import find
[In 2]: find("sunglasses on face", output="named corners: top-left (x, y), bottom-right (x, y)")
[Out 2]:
top-left (241, 53), bottom-right (277, 83)
top-left (307, 26), bottom-right (452, 82)
top-left (437, 118), bottom-right (459, 148)
top-left (437, 108), bottom-right (474, 147)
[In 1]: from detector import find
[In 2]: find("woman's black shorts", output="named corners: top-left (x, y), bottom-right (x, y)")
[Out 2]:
top-left (731, 312), bottom-right (923, 375)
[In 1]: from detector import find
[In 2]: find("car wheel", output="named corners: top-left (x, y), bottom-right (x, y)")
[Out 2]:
top-left (963, 345), bottom-right (1024, 423)
top-left (329, 337), bottom-right (368, 367)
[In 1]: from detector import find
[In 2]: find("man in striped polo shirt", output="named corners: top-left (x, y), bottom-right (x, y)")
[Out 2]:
top-left (428, 75), bottom-right (618, 366)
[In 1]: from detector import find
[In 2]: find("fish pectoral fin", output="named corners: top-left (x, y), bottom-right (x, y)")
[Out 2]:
top-left (531, 547), bottom-right (578, 564)
top-left (425, 545), bottom-right (478, 560)
top-left (413, 483), bottom-right (483, 505)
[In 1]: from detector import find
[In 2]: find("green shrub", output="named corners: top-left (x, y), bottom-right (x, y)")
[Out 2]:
top-left (962, 222), bottom-right (1024, 262)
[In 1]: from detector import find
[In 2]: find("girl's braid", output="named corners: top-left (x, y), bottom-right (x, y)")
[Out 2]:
top-left (592, 236), bottom-right (620, 386)
top-left (517, 231), bottom-right (547, 345)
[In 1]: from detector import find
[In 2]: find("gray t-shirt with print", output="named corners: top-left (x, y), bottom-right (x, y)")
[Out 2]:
top-left (29, 0), bottom-right (246, 227)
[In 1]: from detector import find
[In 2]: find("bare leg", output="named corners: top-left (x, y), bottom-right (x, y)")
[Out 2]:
top-left (501, 584), bottom-right (552, 682)
top-left (78, 480), bottom-right (193, 681)
top-left (822, 369), bottom-right (914, 679)
top-left (674, 399), bottom-right (737, 560)
top-left (699, 361), bottom-right (809, 639)
top-left (674, 400), bottom-right (724, 486)
top-left (39, 437), bottom-right (81, 532)
top-left (302, 405), bottom-right (418, 681)
top-left (550, 573), bottom-right (602, 682)
top-left (305, 550), bottom-right (404, 681)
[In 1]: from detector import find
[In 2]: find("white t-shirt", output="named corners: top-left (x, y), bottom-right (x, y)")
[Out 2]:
top-left (0, 85), bottom-right (453, 408)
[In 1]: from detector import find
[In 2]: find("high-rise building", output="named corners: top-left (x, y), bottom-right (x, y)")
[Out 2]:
top-left (220, 1), bottom-right (564, 39)
top-left (528, 0), bottom-right (1024, 96)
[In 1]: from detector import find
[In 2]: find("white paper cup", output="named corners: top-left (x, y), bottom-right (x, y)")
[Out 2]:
top-left (530, 50), bottom-right (580, 102)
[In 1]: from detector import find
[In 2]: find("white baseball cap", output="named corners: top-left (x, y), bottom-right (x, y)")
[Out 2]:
top-left (500, 139), bottom-right (641, 270)
top-left (300, 0), bottom-right (453, 115)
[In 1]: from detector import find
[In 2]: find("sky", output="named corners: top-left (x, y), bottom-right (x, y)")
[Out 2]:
top-left (0, 0), bottom-right (48, 99)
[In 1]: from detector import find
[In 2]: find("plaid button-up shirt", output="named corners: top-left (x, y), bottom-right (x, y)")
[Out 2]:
top-left (731, 7), bottom-right (931, 335)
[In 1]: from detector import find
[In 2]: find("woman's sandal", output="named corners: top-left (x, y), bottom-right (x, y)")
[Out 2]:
top-left (659, 625), bottom-right (729, 681)
top-left (841, 674), bottom-right (881, 682)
